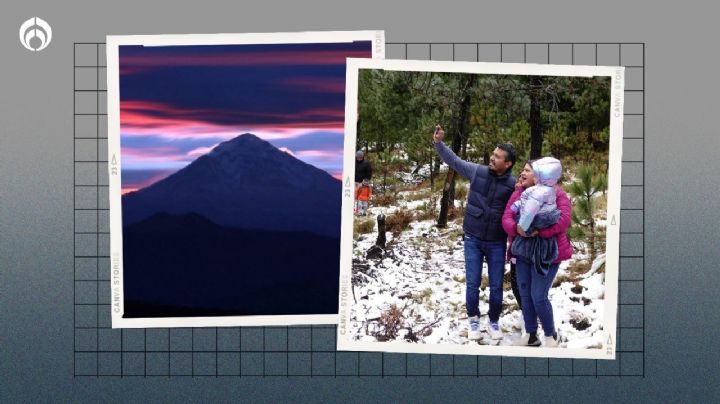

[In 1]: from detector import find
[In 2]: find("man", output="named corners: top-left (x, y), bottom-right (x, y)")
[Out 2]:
top-left (354, 150), bottom-right (372, 215)
top-left (433, 125), bottom-right (516, 341)
top-left (355, 150), bottom-right (372, 183)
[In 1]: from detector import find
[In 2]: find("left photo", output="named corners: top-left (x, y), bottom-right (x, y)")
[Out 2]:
top-left (107, 31), bottom-right (384, 327)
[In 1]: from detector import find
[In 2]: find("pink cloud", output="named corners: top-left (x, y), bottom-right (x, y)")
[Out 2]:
top-left (294, 149), bottom-right (342, 158)
top-left (121, 145), bottom-right (185, 160)
top-left (119, 101), bottom-right (344, 141)
top-left (278, 147), bottom-right (297, 157)
top-left (292, 149), bottom-right (344, 164)
top-left (187, 144), bottom-right (218, 158)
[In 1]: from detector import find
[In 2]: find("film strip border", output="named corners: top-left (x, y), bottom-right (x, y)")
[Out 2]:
top-left (73, 42), bottom-right (644, 377)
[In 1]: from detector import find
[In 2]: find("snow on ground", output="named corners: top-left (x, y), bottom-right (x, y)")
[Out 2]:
top-left (396, 164), bottom-right (432, 185)
top-left (350, 185), bottom-right (607, 349)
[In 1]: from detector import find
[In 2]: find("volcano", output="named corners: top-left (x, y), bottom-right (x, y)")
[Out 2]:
top-left (122, 133), bottom-right (342, 237)
top-left (120, 133), bottom-right (344, 317)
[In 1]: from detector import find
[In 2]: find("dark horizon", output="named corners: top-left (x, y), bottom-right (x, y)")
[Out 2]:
top-left (122, 211), bottom-right (341, 317)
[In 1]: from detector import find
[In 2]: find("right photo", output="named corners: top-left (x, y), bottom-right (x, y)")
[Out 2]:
top-left (338, 59), bottom-right (623, 359)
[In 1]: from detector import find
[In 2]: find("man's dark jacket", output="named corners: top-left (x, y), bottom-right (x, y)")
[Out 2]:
top-left (355, 158), bottom-right (372, 183)
top-left (435, 142), bottom-right (516, 241)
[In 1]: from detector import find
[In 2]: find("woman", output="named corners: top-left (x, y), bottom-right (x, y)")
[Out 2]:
top-left (502, 160), bottom-right (573, 347)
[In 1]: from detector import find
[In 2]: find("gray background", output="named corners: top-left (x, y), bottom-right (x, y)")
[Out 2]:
top-left (71, 41), bottom-right (643, 382)
top-left (1, 0), bottom-right (717, 401)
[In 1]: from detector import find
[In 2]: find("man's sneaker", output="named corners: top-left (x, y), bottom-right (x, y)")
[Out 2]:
top-left (545, 333), bottom-right (560, 348)
top-left (468, 316), bottom-right (481, 340)
top-left (514, 332), bottom-right (541, 347)
top-left (487, 320), bottom-right (502, 340)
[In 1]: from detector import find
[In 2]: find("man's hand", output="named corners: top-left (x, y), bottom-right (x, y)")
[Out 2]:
top-left (433, 125), bottom-right (444, 144)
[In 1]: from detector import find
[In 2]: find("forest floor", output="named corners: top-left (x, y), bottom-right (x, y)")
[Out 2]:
top-left (350, 165), bottom-right (607, 349)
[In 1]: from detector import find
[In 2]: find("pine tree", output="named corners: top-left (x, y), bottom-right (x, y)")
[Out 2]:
top-left (567, 165), bottom-right (608, 263)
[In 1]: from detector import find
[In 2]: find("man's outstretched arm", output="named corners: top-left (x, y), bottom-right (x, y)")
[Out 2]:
top-left (433, 125), bottom-right (478, 180)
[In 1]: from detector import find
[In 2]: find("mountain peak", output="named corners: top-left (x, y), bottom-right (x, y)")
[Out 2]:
top-left (122, 131), bottom-right (342, 237)
top-left (208, 133), bottom-right (274, 157)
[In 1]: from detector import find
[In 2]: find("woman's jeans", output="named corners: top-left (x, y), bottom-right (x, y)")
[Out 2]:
top-left (463, 234), bottom-right (506, 322)
top-left (515, 257), bottom-right (560, 336)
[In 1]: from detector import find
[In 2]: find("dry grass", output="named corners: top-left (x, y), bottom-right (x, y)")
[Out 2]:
top-left (375, 304), bottom-right (404, 342)
top-left (480, 275), bottom-right (489, 291)
top-left (552, 273), bottom-right (574, 288)
top-left (405, 189), bottom-right (433, 202)
top-left (567, 259), bottom-right (601, 279)
top-left (412, 287), bottom-right (433, 304)
top-left (353, 219), bottom-right (375, 237)
top-left (386, 209), bottom-right (414, 235)
top-left (552, 260), bottom-right (593, 287)
top-left (433, 181), bottom-right (444, 193)
top-left (414, 194), bottom-right (439, 222)
top-left (447, 204), bottom-right (465, 221)
top-left (373, 193), bottom-right (398, 207)
top-left (446, 227), bottom-right (465, 240)
top-left (415, 207), bottom-right (436, 222)
top-left (454, 184), bottom-right (468, 201)
top-left (502, 271), bottom-right (513, 291)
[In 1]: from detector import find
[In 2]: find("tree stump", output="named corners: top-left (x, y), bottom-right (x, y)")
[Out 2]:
top-left (366, 214), bottom-right (387, 260)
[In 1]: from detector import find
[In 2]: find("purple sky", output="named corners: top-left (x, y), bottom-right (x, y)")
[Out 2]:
top-left (119, 41), bottom-right (371, 193)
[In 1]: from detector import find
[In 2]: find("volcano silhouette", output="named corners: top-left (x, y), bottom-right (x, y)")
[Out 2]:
top-left (120, 133), bottom-right (343, 318)
top-left (122, 133), bottom-right (342, 237)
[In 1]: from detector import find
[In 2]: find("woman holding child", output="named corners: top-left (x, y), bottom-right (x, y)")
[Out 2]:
top-left (502, 158), bottom-right (573, 348)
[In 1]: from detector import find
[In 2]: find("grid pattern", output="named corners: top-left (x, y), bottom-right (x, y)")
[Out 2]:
top-left (74, 42), bottom-right (644, 377)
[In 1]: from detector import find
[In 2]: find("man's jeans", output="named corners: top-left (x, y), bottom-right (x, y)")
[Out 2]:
top-left (463, 234), bottom-right (506, 322)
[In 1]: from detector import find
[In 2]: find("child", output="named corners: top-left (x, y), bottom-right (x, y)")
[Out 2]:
top-left (354, 179), bottom-right (372, 216)
top-left (510, 157), bottom-right (563, 275)
top-left (511, 157), bottom-right (563, 233)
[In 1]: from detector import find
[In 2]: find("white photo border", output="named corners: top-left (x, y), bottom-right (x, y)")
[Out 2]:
top-left (108, 31), bottom-right (385, 328)
top-left (337, 58), bottom-right (624, 360)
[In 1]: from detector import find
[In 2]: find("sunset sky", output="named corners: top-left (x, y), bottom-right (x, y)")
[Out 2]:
top-left (119, 41), bottom-right (371, 193)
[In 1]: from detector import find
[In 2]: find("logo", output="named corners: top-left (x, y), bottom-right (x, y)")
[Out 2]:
top-left (20, 17), bottom-right (52, 51)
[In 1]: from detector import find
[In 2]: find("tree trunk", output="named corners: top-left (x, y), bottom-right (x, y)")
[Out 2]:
top-left (437, 169), bottom-right (456, 228)
top-left (438, 76), bottom-right (475, 227)
top-left (451, 78), bottom-right (474, 208)
top-left (437, 123), bottom-right (459, 228)
top-left (429, 157), bottom-right (434, 190)
top-left (383, 171), bottom-right (387, 195)
top-left (433, 156), bottom-right (441, 176)
top-left (588, 197), bottom-right (596, 263)
top-left (529, 76), bottom-right (543, 159)
top-left (376, 214), bottom-right (387, 248)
